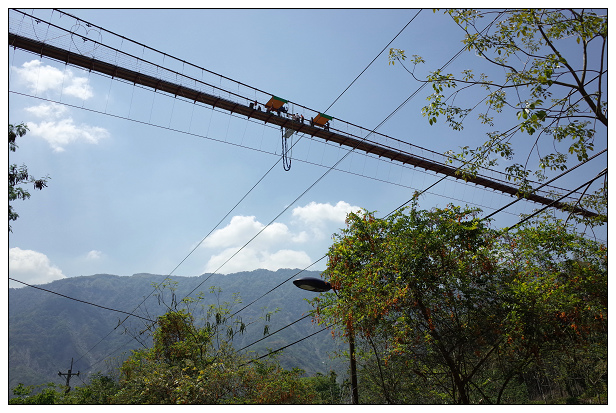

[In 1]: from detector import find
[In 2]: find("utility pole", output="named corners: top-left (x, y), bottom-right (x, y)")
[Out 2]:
top-left (58, 358), bottom-right (80, 394)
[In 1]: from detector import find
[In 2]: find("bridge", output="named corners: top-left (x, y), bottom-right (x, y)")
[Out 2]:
top-left (8, 9), bottom-right (601, 219)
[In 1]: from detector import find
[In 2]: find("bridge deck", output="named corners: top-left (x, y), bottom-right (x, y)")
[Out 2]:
top-left (9, 32), bottom-right (600, 219)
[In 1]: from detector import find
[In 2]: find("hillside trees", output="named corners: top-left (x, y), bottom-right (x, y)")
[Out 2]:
top-left (389, 9), bottom-right (607, 225)
top-left (110, 282), bottom-right (318, 404)
top-left (9, 123), bottom-right (49, 232)
top-left (310, 205), bottom-right (607, 403)
top-left (11, 286), bottom-right (326, 404)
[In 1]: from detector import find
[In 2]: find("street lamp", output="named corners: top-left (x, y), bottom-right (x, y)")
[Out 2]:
top-left (292, 277), bottom-right (332, 292)
top-left (293, 276), bottom-right (359, 404)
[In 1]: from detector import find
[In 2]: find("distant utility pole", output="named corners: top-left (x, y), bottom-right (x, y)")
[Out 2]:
top-left (58, 358), bottom-right (80, 394)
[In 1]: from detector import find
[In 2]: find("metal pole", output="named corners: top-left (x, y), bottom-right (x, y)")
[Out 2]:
top-left (348, 323), bottom-right (359, 404)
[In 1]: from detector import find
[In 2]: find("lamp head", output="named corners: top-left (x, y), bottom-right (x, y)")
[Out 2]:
top-left (293, 277), bottom-right (332, 292)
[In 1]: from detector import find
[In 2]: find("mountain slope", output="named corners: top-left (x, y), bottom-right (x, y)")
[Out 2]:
top-left (8, 269), bottom-right (344, 395)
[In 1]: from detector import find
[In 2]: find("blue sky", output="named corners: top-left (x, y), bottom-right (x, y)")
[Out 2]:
top-left (8, 8), bottom-right (608, 288)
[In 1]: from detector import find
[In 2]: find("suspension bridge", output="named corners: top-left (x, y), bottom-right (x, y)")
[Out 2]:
top-left (8, 9), bottom-right (601, 219)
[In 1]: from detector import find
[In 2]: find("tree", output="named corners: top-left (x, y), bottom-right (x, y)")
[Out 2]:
top-left (9, 123), bottom-right (49, 232)
top-left (111, 285), bottom-right (321, 404)
top-left (496, 214), bottom-right (607, 403)
top-left (114, 309), bottom-right (320, 404)
top-left (310, 204), bottom-right (607, 403)
top-left (389, 9), bottom-right (607, 224)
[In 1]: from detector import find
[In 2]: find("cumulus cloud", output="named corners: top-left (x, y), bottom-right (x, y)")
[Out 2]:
top-left (292, 201), bottom-right (362, 238)
top-left (25, 102), bottom-right (68, 119)
top-left (25, 102), bottom-right (109, 152)
top-left (202, 215), bottom-right (309, 274)
top-left (9, 247), bottom-right (66, 288)
top-left (13, 60), bottom-right (93, 100)
top-left (200, 201), bottom-right (363, 274)
top-left (293, 201), bottom-right (362, 225)
top-left (86, 250), bottom-right (103, 260)
top-left (202, 215), bottom-right (303, 250)
top-left (203, 247), bottom-right (312, 274)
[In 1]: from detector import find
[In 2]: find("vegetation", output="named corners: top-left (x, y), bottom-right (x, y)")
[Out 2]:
top-left (9, 9), bottom-right (607, 405)
top-left (8, 269), bottom-right (344, 397)
top-left (310, 203), bottom-right (607, 403)
top-left (10, 284), bottom-right (345, 404)
top-left (389, 9), bottom-right (607, 226)
top-left (9, 123), bottom-right (49, 232)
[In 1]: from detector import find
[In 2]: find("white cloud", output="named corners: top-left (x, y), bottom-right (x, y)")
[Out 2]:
top-left (204, 246), bottom-right (312, 275)
top-left (25, 102), bottom-right (68, 119)
top-left (200, 202), bottom-right (362, 274)
top-left (86, 250), bottom-right (103, 260)
top-left (9, 247), bottom-right (66, 288)
top-left (13, 60), bottom-right (93, 100)
top-left (202, 215), bottom-right (295, 249)
top-left (292, 201), bottom-right (362, 225)
top-left (292, 201), bottom-right (362, 239)
top-left (201, 215), bottom-right (313, 274)
top-left (25, 103), bottom-right (110, 152)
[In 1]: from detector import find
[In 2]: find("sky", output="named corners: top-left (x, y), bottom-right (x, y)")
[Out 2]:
top-left (7, 7), bottom-right (608, 289)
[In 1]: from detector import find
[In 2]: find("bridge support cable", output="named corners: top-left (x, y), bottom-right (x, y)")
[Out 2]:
top-left (8, 24), bottom-right (602, 219)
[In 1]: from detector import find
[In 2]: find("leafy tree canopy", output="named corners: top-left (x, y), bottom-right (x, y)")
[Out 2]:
top-left (310, 204), bottom-right (607, 403)
top-left (9, 123), bottom-right (49, 232)
top-left (389, 9), bottom-right (607, 225)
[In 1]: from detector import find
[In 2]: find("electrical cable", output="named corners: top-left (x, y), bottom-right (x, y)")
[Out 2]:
top-left (483, 148), bottom-right (607, 221)
top-left (504, 168), bottom-right (607, 232)
top-left (234, 314), bottom-right (311, 354)
top-left (323, 10), bottom-right (422, 113)
top-left (224, 13), bottom-right (507, 320)
top-left (225, 20), bottom-right (607, 358)
top-left (238, 325), bottom-right (331, 367)
top-left (14, 9), bottom-right (605, 376)
top-left (234, 165), bottom-right (609, 367)
top-left (178, 13), bottom-right (426, 300)
top-left (12, 9), bottom-right (426, 374)
top-left (9, 277), bottom-right (155, 323)
top-left (10, 21), bottom-right (577, 202)
top-left (230, 256), bottom-right (327, 318)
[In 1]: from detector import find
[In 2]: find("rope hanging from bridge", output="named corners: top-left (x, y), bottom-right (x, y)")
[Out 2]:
top-left (281, 127), bottom-right (293, 171)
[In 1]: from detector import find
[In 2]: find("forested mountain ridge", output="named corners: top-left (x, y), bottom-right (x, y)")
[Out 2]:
top-left (8, 269), bottom-right (343, 396)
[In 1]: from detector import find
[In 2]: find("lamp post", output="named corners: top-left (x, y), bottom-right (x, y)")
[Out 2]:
top-left (293, 277), bottom-right (359, 404)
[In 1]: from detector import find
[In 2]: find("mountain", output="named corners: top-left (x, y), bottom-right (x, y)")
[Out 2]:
top-left (8, 269), bottom-right (345, 396)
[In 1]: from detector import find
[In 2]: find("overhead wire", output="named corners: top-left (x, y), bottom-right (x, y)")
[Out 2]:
top-left (13, 8), bottom-right (606, 375)
top-left (214, 13), bottom-right (502, 362)
top-left (17, 9), bottom-right (424, 374)
top-left (504, 168), bottom-right (607, 232)
top-left (234, 160), bottom-right (609, 367)
top-left (9, 278), bottom-right (155, 323)
top-left (323, 9), bottom-right (422, 113)
top-left (238, 326), bottom-right (331, 368)
top-left (224, 11), bottom-right (608, 364)
top-left (225, 10), bottom-right (495, 320)
top-left (178, 11), bottom-right (424, 301)
top-left (483, 148), bottom-right (607, 221)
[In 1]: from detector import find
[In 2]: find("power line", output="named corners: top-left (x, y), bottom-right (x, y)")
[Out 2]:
top-left (12, 89), bottom-right (548, 220)
top-left (16, 9), bottom-right (425, 373)
top-left (9, 277), bottom-right (155, 323)
top-left (324, 10), bottom-right (422, 113)
top-left (239, 326), bottom-right (331, 367)
top-left (230, 257), bottom-right (327, 318)
top-left (225, 13), bottom-right (609, 360)
top-left (234, 166), bottom-right (609, 367)
top-left (483, 148), bottom-right (607, 221)
top-left (234, 314), bottom-right (311, 354)
top-left (504, 168), bottom-right (607, 232)
top-left (178, 13), bottom-right (425, 299)
top-left (13, 8), bottom-right (605, 375)
top-left (222, 13), bottom-right (502, 320)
